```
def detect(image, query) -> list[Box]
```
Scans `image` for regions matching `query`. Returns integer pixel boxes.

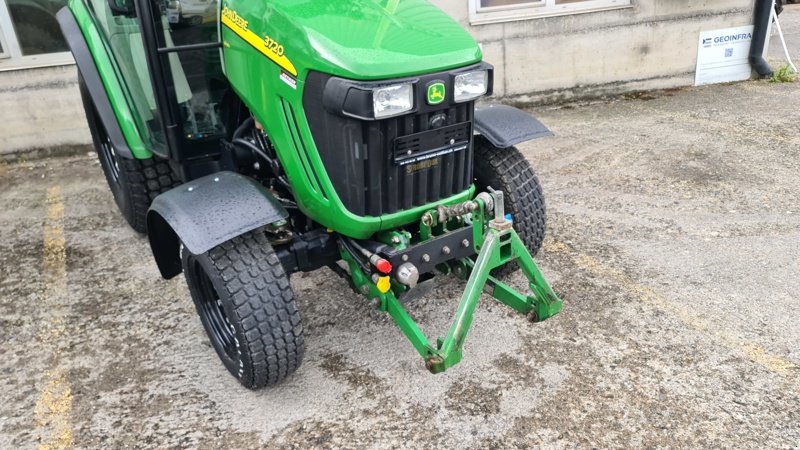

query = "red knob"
[375,259,392,274]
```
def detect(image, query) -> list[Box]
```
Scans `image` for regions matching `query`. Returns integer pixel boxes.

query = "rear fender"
[147,172,290,279]
[57,5,152,159]
[474,104,553,148]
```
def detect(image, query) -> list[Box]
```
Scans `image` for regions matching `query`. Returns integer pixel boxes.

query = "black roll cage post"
[132,0,222,180]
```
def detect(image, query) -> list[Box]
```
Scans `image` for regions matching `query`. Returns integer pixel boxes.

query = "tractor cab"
[91,0,227,177]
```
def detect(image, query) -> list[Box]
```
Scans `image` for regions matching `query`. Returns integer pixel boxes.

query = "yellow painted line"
[34,370,73,450]
[546,240,799,375]
[34,186,74,450]
[221,11,298,76]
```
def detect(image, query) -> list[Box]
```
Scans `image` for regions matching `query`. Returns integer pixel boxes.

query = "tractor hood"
[223,0,483,80]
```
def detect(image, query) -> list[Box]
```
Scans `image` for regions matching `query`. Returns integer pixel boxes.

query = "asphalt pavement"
[1,62,799,450]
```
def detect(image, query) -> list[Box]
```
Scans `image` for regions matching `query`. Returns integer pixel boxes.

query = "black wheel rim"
[99,135,121,183]
[191,258,238,360]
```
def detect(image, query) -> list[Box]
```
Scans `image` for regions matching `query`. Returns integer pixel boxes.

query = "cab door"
[137,0,228,173]
[86,0,172,156]
[88,0,227,168]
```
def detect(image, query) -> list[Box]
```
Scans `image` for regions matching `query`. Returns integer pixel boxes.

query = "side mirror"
[107,0,136,17]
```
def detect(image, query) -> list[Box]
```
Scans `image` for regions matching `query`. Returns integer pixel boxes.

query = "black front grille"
[303,71,474,217]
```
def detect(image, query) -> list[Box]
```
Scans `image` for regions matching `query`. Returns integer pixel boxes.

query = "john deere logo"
[427,82,445,105]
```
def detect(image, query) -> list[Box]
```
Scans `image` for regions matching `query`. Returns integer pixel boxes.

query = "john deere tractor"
[58,0,562,389]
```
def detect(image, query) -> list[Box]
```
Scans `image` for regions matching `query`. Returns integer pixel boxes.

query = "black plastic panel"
[393,121,471,166]
[147,171,289,278]
[304,71,475,217]
[383,227,475,276]
[474,104,553,148]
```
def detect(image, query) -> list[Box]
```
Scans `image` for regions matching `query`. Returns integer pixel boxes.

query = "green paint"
[221,0,481,237]
[70,0,481,236]
[222,0,482,81]
[67,0,153,159]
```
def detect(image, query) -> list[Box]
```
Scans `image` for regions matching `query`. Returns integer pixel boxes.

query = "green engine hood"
[224,0,482,80]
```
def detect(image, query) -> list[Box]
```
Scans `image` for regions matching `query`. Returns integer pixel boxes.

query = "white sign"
[695,25,755,86]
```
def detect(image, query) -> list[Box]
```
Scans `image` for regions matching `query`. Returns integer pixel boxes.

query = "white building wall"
[0,65,90,158]
[432,0,755,103]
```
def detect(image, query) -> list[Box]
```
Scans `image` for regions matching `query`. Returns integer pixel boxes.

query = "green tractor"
[58,0,562,388]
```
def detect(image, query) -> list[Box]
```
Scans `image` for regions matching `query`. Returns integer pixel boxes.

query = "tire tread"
[473,137,547,276]
[200,231,304,389]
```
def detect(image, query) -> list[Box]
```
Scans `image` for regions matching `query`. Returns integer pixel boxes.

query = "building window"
[0,0,73,70]
[470,0,632,24]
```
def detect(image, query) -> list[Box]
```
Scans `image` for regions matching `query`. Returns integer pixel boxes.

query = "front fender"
[147,172,289,279]
[474,104,552,149]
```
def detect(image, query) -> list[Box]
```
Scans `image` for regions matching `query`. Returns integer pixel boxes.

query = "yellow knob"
[376,276,392,294]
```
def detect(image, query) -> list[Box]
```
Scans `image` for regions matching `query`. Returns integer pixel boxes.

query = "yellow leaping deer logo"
[427,82,445,105]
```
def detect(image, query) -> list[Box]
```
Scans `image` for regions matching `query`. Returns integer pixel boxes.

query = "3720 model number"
[263,35,285,57]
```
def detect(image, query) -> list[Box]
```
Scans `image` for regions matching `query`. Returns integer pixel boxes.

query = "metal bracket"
[343,192,563,374]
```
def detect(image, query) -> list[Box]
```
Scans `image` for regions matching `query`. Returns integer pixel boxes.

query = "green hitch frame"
[343,191,563,374]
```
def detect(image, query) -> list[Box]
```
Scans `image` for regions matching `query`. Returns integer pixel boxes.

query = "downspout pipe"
[749,0,775,77]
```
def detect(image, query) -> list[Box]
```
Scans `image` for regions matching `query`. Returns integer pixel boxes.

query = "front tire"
[473,137,547,275]
[182,230,305,389]
[79,76,180,233]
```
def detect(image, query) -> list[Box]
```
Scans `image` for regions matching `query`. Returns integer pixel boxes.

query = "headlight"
[454,70,488,103]
[373,84,414,119]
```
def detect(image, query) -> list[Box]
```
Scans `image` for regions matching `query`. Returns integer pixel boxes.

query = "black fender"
[474,104,553,149]
[57,7,134,159]
[147,171,289,279]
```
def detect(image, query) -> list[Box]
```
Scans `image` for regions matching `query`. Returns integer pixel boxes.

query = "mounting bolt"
[527,311,539,323]
[421,212,434,227]
[391,236,401,244]
[421,254,431,263]
[360,285,370,295]
[402,254,409,262]
[462,239,470,248]
[442,246,451,255]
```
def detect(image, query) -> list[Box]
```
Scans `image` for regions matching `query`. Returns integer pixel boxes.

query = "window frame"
[469,0,633,25]
[0,0,74,71]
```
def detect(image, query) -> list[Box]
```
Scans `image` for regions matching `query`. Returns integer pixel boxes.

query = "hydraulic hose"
[750,0,775,77]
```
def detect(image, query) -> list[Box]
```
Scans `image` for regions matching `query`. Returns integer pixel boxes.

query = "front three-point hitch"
[340,189,563,374]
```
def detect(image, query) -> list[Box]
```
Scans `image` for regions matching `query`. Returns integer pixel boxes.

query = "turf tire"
[473,136,547,277]
[182,230,305,389]
[80,76,180,234]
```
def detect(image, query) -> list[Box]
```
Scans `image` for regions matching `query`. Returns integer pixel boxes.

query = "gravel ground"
[1,78,799,448]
